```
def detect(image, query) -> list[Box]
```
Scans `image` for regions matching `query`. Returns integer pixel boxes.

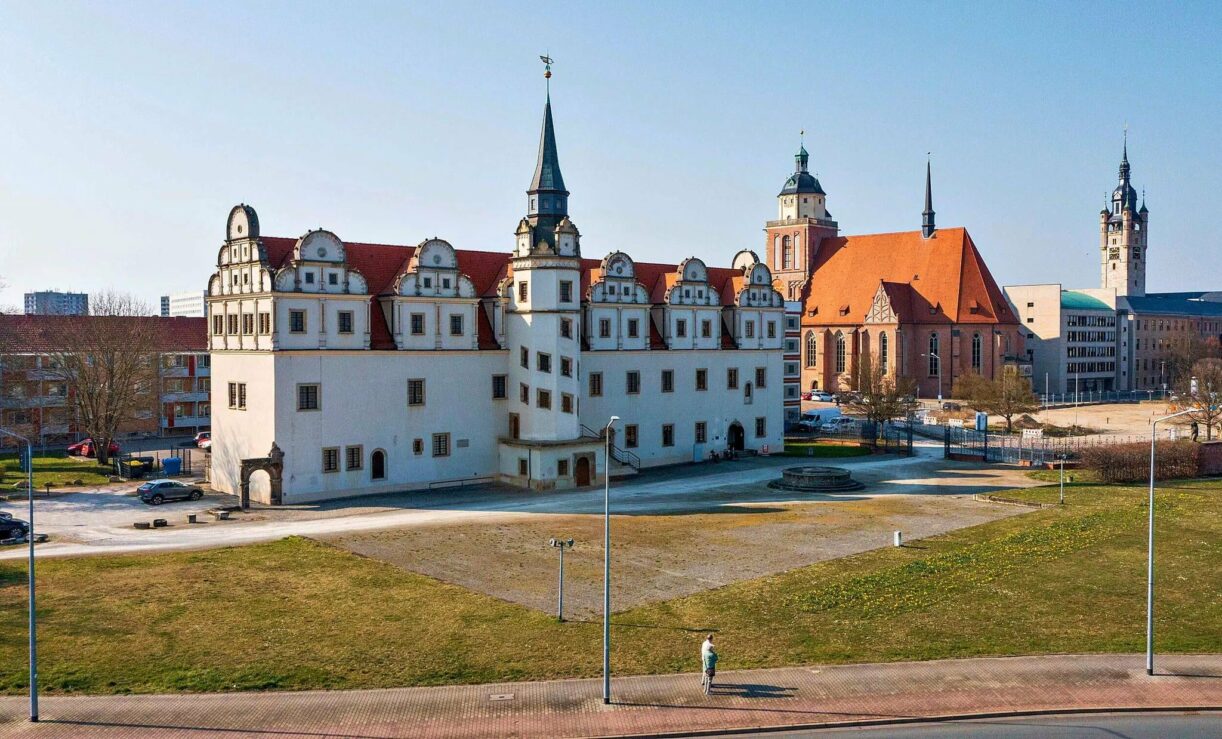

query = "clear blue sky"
[1,1,1219,310]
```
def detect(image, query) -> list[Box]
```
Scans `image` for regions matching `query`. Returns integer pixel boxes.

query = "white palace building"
[207,87,785,504]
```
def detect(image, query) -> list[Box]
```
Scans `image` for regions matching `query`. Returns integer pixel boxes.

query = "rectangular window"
[259,312,271,334]
[432,433,450,457]
[212,315,223,335]
[560,356,572,377]
[518,458,528,476]
[727,368,739,389]
[701,320,712,338]
[561,318,572,339]
[696,368,707,391]
[413,438,424,455]
[238,383,246,409]
[625,424,639,448]
[589,372,603,397]
[520,383,530,403]
[410,313,426,335]
[756,417,767,437]
[627,318,639,338]
[449,314,464,336]
[304,272,315,284]
[662,424,674,447]
[345,445,363,471]
[560,280,573,303]
[328,272,338,285]
[537,389,551,409]
[561,393,574,413]
[599,318,612,338]
[767,321,777,339]
[675,319,687,338]
[745,320,755,339]
[626,370,640,394]
[537,352,551,373]
[661,369,674,393]
[227,314,239,335]
[755,367,767,388]
[407,378,425,406]
[518,281,528,302]
[228,382,237,408]
[520,346,530,369]
[289,310,306,333]
[492,374,507,399]
[322,447,340,473]
[695,421,707,444]
[558,459,569,476]
[297,383,320,411]
[338,311,354,334]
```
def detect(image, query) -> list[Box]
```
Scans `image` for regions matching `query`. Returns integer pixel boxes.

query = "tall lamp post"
[1146,407,1197,676]
[1,428,37,722]
[602,415,619,704]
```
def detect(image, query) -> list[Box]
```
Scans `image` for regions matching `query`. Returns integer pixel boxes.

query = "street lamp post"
[1,428,37,722]
[548,538,574,622]
[1146,407,1197,676]
[602,415,619,705]
[1058,453,1066,505]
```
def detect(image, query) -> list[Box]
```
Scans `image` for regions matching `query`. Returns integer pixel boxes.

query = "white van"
[797,407,842,431]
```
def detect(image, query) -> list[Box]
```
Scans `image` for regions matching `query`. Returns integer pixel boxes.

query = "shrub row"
[1078,440,1199,482]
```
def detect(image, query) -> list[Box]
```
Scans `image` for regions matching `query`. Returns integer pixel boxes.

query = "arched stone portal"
[239,442,284,509]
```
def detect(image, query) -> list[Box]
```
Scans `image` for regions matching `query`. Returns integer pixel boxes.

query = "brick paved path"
[0,654,1218,737]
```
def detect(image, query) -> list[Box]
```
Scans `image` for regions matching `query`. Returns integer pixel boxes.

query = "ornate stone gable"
[866,282,898,325]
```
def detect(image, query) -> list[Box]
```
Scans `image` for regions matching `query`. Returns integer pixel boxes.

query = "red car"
[67,438,121,458]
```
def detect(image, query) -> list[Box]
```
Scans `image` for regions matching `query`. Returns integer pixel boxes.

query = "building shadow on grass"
[41,719,394,738]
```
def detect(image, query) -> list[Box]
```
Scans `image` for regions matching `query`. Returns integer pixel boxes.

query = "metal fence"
[940,425,1152,465]
[1038,389,1167,409]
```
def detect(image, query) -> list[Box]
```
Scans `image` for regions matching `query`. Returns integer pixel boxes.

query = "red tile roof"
[800,228,1017,326]
[256,236,764,351]
[0,315,207,354]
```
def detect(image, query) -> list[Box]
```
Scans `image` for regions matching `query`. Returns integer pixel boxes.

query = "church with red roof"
[765,149,1024,401]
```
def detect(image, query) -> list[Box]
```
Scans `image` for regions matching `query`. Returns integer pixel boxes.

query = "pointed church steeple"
[922,158,936,239]
[521,58,576,255]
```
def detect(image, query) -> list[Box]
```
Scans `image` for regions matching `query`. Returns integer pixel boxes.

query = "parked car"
[199,438,212,451]
[138,479,204,505]
[823,416,856,432]
[194,431,211,448]
[67,438,120,458]
[942,401,962,411]
[801,391,812,401]
[811,391,835,402]
[797,407,844,432]
[0,512,31,541]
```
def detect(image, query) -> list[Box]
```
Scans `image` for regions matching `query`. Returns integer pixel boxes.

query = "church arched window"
[835,333,846,373]
[928,333,940,376]
[971,333,982,373]
[782,236,793,270]
[805,332,817,368]
[879,332,889,374]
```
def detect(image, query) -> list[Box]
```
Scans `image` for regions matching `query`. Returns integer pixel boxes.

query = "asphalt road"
[726,711,1222,738]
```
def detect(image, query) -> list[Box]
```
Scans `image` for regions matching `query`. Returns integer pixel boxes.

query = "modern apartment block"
[0,315,210,447]
[23,290,88,316]
[1003,285,1118,395]
[161,291,207,317]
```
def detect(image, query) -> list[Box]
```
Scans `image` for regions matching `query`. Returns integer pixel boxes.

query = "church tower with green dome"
[765,138,840,300]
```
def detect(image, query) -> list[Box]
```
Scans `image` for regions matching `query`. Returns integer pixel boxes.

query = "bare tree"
[43,292,161,465]
[844,353,919,444]
[1165,336,1222,386]
[1172,359,1222,441]
[0,275,17,315]
[953,367,1040,434]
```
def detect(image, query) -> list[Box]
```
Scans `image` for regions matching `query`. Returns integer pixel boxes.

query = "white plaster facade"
[207,94,785,504]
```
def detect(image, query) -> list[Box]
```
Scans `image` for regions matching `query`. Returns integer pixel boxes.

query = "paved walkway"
[0,654,1218,737]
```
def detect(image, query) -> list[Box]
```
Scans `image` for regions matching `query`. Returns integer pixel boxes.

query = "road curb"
[592,705,1222,738]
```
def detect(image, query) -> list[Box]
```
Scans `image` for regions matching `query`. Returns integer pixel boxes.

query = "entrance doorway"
[727,422,745,451]
[371,449,386,480]
[575,456,591,486]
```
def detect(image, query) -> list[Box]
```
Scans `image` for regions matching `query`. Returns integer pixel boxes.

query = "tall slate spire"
[922,158,936,239]
[524,57,570,251]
